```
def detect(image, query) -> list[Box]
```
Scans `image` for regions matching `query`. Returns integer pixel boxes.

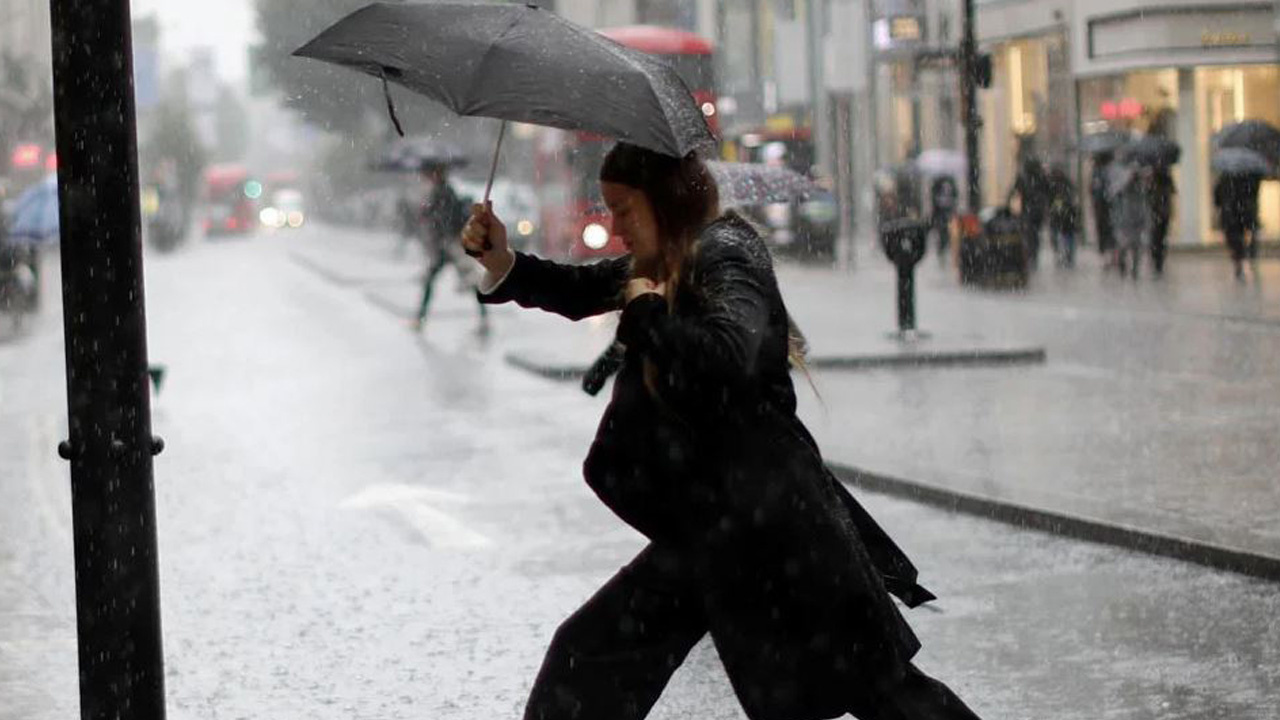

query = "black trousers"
[523,545,982,720]
[417,244,488,322]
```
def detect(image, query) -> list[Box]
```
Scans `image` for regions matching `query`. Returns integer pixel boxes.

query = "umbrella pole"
[483,120,508,206]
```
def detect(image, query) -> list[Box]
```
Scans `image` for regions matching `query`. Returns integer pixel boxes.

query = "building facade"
[977,0,1280,246]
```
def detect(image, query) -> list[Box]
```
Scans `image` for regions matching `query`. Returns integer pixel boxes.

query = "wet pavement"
[289,227,1280,567]
[2,226,1278,719]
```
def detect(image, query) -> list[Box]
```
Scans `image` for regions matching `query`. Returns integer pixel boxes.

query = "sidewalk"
[290,228,1280,577]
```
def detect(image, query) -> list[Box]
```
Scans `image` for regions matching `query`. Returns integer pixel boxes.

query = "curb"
[504,346,1048,382]
[827,462,1280,582]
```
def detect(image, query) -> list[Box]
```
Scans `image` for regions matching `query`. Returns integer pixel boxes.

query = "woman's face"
[602,181,661,270]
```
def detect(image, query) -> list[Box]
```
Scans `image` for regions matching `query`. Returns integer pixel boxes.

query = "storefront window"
[1196,66,1280,240]
[979,31,1071,206]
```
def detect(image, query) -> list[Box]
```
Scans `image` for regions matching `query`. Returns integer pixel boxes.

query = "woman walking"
[461,142,982,720]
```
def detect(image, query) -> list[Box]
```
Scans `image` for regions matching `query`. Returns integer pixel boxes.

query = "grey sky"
[133,0,256,83]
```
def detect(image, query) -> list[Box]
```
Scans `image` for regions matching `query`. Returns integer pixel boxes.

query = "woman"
[1107,159,1150,279]
[461,142,981,720]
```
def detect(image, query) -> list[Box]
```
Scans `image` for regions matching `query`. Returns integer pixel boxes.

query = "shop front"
[1075,1,1280,246]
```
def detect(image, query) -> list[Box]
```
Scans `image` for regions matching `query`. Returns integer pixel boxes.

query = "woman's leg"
[847,663,983,720]
[523,545,707,720]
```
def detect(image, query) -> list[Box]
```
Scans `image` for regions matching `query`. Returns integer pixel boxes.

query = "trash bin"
[959,206,1028,289]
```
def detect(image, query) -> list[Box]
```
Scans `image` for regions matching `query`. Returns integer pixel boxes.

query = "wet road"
[1,225,1277,719]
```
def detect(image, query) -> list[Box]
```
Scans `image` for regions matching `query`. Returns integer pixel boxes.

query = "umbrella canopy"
[372,137,469,172]
[706,161,819,208]
[1078,130,1130,156]
[913,148,966,179]
[294,2,715,159]
[6,174,59,245]
[1121,135,1180,168]
[1211,147,1275,177]
[1213,119,1280,163]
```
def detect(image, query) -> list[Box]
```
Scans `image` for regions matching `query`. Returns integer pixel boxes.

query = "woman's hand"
[461,202,515,277]
[624,277,666,303]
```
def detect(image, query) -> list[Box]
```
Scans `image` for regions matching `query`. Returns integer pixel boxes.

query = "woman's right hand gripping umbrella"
[461,201,516,285]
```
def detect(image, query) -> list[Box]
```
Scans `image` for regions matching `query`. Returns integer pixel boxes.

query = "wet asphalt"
[0,225,1276,719]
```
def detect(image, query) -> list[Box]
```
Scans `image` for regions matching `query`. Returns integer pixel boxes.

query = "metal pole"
[959,0,982,212]
[49,0,168,718]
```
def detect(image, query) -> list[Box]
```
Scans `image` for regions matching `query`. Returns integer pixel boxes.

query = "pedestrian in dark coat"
[1046,164,1079,268]
[414,163,488,333]
[461,142,981,720]
[929,175,959,260]
[1007,156,1050,267]
[1214,172,1262,280]
[1147,167,1175,275]
[1090,153,1117,264]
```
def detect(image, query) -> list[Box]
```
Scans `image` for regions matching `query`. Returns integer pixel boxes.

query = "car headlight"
[286,210,305,228]
[517,219,534,236]
[259,207,281,227]
[581,223,609,250]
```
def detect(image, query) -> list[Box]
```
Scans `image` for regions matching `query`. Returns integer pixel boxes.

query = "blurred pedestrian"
[929,174,959,261]
[461,141,982,720]
[1046,164,1079,268]
[1090,153,1117,268]
[413,162,488,333]
[1007,155,1050,267]
[1108,160,1151,279]
[1147,166,1175,275]
[1213,172,1262,281]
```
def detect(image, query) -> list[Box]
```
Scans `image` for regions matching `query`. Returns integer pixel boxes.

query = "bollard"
[878,218,929,334]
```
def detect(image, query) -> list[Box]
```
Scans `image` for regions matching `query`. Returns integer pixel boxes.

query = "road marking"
[340,484,491,549]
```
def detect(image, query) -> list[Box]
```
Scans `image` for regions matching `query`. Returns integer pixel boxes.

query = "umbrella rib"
[460,11,526,114]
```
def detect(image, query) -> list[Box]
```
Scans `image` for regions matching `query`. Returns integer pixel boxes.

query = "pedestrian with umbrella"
[463,141,981,720]
[1108,149,1152,279]
[413,160,487,334]
[299,4,986,719]
[1124,135,1181,276]
[1089,151,1118,267]
[1213,168,1264,281]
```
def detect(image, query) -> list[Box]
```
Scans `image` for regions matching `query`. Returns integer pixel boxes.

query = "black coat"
[482,213,931,720]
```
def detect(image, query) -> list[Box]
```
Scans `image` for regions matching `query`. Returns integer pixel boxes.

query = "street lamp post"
[959,0,982,212]
[48,0,168,718]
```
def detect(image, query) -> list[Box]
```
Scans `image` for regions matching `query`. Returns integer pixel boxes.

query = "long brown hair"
[599,142,719,299]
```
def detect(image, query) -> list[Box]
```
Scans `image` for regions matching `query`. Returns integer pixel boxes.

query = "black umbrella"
[371,137,469,173]
[1214,119,1280,163]
[706,161,819,208]
[1211,147,1275,177]
[294,2,714,160]
[1078,130,1129,155]
[1121,135,1180,167]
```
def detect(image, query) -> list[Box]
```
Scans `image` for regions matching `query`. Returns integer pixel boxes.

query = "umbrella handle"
[466,120,507,258]
[483,120,507,207]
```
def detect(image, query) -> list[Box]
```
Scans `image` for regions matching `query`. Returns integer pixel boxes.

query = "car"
[259,189,307,229]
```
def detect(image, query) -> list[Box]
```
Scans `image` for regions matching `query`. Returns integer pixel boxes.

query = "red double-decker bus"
[535,26,717,260]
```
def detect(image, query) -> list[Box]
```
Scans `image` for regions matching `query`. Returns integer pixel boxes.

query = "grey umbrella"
[1213,119,1280,163]
[293,2,715,160]
[706,161,819,208]
[1211,147,1275,177]
[1078,130,1129,156]
[1121,134,1180,168]
[371,137,469,173]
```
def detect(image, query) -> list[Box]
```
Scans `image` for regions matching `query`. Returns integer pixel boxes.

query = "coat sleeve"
[616,243,770,394]
[479,252,631,321]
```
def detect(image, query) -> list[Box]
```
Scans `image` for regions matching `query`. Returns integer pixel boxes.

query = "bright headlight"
[581,223,609,250]
[259,207,281,227]
[286,210,305,228]
[517,219,534,236]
